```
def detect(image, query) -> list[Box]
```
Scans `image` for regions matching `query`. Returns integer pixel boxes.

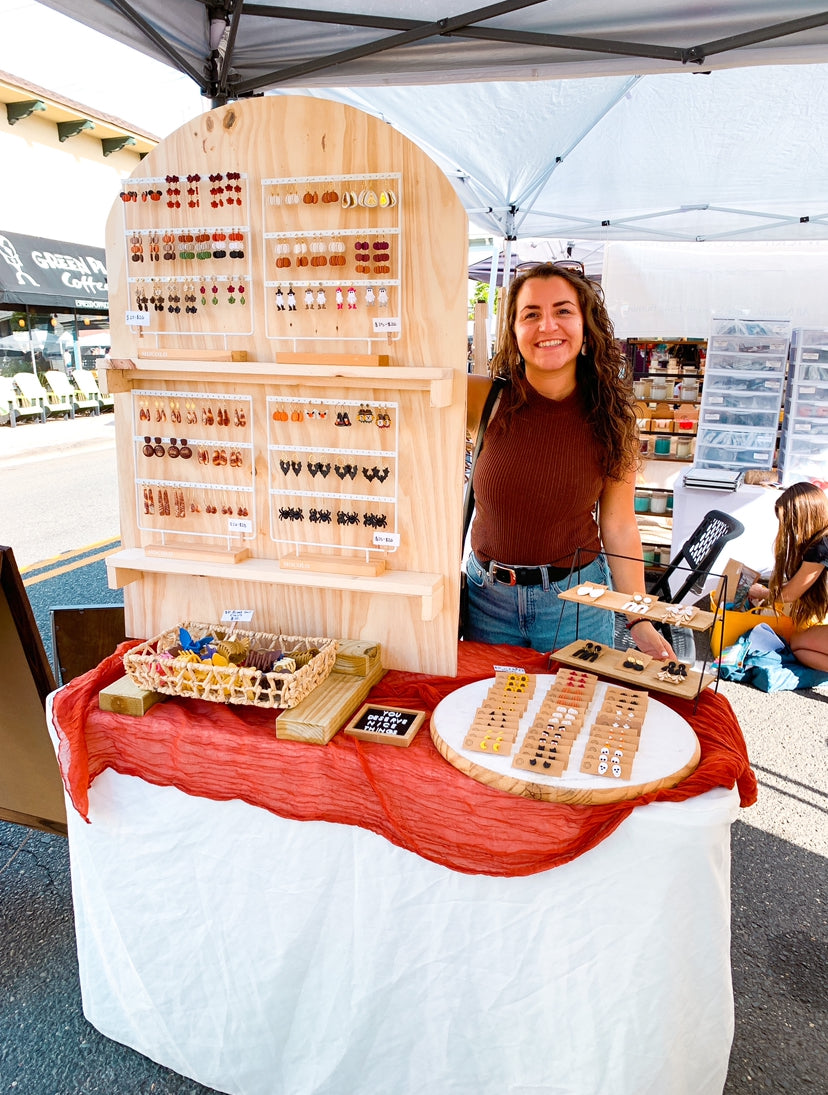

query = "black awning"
[0,230,108,309]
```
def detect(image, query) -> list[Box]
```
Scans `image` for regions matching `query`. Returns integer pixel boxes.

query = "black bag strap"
[463,376,505,545]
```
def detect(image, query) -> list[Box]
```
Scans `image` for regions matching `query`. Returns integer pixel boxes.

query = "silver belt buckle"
[491,563,517,586]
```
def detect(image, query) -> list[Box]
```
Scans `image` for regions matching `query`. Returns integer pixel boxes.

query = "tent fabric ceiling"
[33,2,828,243]
[285,67,828,242]
[35,1,828,96]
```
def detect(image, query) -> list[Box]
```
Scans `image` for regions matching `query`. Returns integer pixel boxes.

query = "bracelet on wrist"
[625,618,648,631]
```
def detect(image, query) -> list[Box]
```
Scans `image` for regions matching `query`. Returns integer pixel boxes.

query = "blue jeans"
[464,552,614,653]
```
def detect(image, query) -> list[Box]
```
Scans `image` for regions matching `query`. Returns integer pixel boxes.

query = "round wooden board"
[430,674,700,804]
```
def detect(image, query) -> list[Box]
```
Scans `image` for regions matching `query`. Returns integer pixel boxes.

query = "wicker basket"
[124,621,338,709]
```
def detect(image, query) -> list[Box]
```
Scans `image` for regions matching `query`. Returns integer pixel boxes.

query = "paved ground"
[0,416,826,1094]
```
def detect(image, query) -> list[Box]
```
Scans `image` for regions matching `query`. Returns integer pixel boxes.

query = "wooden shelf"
[105,358,458,407]
[553,641,715,700]
[106,548,444,619]
[557,585,715,632]
[105,548,444,621]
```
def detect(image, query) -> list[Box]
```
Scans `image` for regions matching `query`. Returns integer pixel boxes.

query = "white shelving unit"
[778,327,828,485]
[693,316,790,472]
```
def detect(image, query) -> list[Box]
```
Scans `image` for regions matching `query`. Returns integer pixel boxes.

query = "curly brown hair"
[769,481,828,629]
[488,263,638,481]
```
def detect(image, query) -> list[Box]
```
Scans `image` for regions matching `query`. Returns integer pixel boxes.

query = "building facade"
[0,70,156,379]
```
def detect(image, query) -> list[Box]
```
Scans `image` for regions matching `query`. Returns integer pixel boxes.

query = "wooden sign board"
[344,703,426,746]
[104,94,469,677]
[0,546,65,835]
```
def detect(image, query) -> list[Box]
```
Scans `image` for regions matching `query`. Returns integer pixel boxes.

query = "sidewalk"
[0,410,116,467]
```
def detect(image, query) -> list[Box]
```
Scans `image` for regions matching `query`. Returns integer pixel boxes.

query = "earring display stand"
[122,173,253,340]
[103,96,468,676]
[555,576,723,700]
[267,395,398,576]
[132,389,255,558]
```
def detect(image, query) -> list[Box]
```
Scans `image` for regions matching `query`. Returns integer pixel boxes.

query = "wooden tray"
[557,584,716,631]
[430,674,700,805]
[552,640,715,699]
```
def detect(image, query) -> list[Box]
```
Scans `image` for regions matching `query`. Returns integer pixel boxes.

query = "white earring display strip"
[133,390,255,542]
[121,172,248,222]
[128,270,253,339]
[135,479,255,538]
[262,172,401,224]
[266,395,398,555]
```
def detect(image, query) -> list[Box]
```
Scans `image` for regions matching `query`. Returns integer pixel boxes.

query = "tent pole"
[487,237,501,357]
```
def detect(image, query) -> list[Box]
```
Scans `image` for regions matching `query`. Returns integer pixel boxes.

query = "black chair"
[647,509,745,604]
[614,508,745,658]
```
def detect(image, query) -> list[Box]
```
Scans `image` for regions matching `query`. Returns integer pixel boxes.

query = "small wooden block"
[333,640,382,676]
[144,544,251,564]
[279,553,386,577]
[136,349,249,361]
[274,352,390,368]
[275,657,385,744]
[99,674,164,716]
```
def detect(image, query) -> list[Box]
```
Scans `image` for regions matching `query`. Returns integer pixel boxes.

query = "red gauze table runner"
[52,641,756,877]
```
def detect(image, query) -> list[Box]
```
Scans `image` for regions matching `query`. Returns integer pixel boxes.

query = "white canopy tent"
[34,2,828,246]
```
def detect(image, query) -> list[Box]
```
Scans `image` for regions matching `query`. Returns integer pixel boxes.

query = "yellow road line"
[20,537,121,576]
[23,547,116,587]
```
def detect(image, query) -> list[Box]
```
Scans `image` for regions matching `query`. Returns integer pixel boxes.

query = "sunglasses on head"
[514,258,603,296]
[515,259,586,276]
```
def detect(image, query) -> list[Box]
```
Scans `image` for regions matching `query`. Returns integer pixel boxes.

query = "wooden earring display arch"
[104,96,469,676]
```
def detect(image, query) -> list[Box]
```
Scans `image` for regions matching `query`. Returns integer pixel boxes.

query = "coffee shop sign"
[31,248,108,296]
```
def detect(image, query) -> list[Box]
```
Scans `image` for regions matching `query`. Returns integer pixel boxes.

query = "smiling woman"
[513,274,585,398]
[464,261,676,661]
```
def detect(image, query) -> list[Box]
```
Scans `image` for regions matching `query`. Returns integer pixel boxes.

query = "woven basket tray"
[123,621,338,709]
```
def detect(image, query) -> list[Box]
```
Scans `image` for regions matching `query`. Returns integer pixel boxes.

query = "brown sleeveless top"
[471,381,605,568]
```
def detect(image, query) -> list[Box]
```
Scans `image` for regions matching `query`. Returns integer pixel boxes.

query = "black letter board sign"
[343,704,426,747]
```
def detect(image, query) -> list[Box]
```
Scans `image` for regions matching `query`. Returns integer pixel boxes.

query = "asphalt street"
[0,413,825,1094]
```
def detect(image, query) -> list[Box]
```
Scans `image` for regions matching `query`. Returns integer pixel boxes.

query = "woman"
[464,260,674,659]
[748,481,828,671]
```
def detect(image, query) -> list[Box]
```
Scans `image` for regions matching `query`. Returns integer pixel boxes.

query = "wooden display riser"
[275,655,386,744]
[552,640,715,699]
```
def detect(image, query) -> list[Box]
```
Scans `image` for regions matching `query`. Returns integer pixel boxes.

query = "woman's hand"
[748,582,770,606]
[628,620,676,660]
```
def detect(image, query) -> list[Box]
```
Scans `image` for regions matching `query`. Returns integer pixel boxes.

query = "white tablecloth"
[51,692,739,1095]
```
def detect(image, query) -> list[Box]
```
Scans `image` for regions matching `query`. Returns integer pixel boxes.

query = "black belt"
[486,559,578,586]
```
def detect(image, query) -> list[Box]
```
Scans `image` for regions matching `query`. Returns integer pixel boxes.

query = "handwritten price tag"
[372,316,401,334]
[221,609,254,623]
[373,531,400,548]
[228,518,253,534]
[125,310,150,326]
